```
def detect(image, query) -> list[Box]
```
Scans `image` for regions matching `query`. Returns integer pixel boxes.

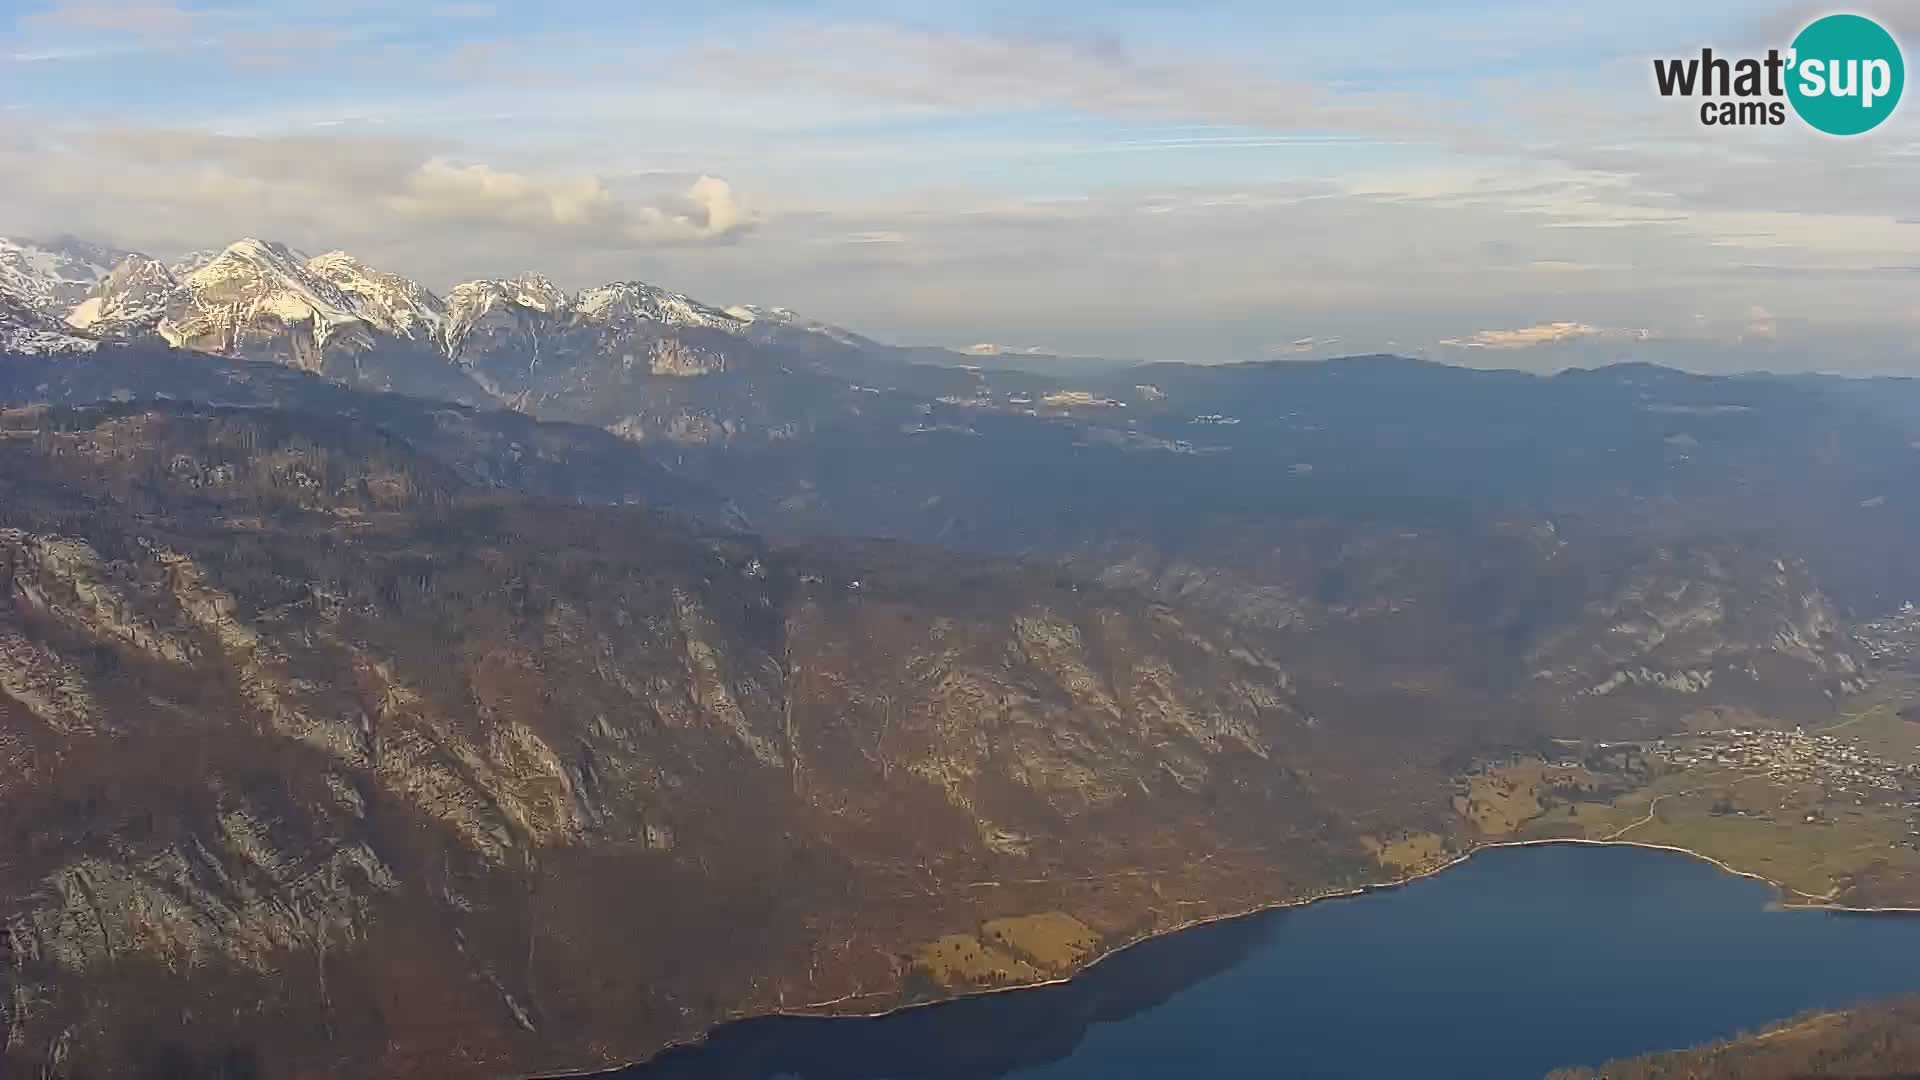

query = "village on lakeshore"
[1649,728,1920,799]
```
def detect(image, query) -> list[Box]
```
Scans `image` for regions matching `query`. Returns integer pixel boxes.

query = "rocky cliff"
[0,403,1390,1079]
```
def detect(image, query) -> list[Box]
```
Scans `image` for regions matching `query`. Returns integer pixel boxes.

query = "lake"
[603,844,1920,1079]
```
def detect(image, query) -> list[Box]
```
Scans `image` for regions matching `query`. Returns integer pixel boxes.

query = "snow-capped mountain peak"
[157,238,378,368]
[723,302,873,349]
[306,250,447,342]
[493,272,567,313]
[168,249,222,279]
[186,238,326,291]
[721,303,796,324]
[578,281,745,332]
[513,273,567,312]
[65,253,177,338]
[1,292,98,355]
[0,236,127,319]
[441,275,555,355]
[34,235,125,271]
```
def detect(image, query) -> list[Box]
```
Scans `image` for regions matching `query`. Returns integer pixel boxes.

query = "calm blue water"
[609,844,1920,1079]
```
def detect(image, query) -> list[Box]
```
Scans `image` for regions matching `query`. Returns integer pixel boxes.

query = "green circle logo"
[1787,14,1905,135]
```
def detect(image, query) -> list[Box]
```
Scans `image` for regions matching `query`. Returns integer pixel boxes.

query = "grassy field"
[912,933,1040,988]
[1361,831,1450,873]
[1592,781,1911,900]
[911,910,1103,988]
[982,912,1101,969]
[1472,681,1920,905]
[1456,758,1609,833]
[1519,765,1736,840]
[1819,674,1920,766]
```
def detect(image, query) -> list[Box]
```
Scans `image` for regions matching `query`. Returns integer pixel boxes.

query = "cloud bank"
[0,126,754,283]
[1443,323,1622,350]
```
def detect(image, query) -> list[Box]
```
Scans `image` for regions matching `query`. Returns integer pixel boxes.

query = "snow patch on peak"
[304,250,370,276]
[1,324,99,355]
[0,236,126,319]
[2,294,99,355]
[306,250,446,341]
[101,253,177,292]
[722,303,793,324]
[35,236,125,272]
[506,273,567,313]
[725,302,870,348]
[446,274,568,315]
[65,254,176,337]
[189,239,320,287]
[169,249,221,278]
[577,281,744,331]
[441,277,567,361]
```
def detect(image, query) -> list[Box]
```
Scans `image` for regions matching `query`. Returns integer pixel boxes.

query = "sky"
[3,0,1919,372]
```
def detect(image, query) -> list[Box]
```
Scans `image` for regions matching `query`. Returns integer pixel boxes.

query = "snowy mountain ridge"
[0,236,128,320]
[723,303,873,348]
[0,292,99,355]
[308,250,449,342]
[0,233,920,407]
[1,234,882,360]
[65,253,178,339]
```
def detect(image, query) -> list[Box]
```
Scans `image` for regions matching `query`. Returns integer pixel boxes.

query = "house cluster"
[1649,727,1919,799]
[1855,601,1920,664]
[1040,390,1126,408]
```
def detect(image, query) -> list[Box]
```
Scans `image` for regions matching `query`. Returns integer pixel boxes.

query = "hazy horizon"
[5,0,1918,373]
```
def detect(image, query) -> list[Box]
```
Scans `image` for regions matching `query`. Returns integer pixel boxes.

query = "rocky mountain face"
[151,239,409,370]
[64,254,177,340]
[306,251,448,345]
[0,338,1893,747]
[440,275,754,415]
[111,240,491,406]
[0,237,127,320]
[0,345,725,518]
[645,357,1897,745]
[0,402,1401,1079]
[0,295,97,357]
[724,303,883,355]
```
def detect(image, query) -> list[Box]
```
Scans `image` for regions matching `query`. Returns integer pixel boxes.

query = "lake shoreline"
[536,836,1920,1079]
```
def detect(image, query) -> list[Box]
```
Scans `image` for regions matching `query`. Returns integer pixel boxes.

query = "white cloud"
[0,128,755,281]
[391,160,750,242]
[1441,322,1617,350]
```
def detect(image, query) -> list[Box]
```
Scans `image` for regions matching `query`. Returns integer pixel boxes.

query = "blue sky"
[4,0,1919,371]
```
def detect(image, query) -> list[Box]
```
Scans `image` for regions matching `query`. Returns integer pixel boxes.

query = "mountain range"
[0,234,1027,367]
[0,235,1046,438]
